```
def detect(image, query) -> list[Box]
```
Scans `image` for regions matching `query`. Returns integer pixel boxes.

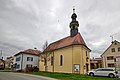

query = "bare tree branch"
[40,40,51,71]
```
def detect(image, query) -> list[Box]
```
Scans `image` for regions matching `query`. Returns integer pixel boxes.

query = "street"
[0,72,56,80]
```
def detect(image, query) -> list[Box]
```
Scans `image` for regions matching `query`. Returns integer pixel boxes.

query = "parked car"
[87,68,119,78]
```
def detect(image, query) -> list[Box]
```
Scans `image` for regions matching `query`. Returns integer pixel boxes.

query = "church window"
[86,51,88,57]
[60,55,63,66]
[51,56,54,66]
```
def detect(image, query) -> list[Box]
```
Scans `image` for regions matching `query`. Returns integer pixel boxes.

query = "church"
[39,9,91,74]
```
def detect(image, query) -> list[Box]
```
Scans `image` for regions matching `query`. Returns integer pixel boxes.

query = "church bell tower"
[69,8,79,37]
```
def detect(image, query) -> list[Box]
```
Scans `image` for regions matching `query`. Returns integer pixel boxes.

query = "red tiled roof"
[14,49,41,56]
[45,32,90,51]
[22,49,41,55]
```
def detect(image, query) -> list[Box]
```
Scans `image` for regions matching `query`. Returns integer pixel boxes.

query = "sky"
[0,0,120,59]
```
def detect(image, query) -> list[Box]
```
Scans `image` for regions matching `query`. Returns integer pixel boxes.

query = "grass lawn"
[28,71,120,80]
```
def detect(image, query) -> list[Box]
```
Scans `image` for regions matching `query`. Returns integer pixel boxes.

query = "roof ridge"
[101,40,120,56]
[44,32,90,52]
[50,33,82,45]
[113,40,120,43]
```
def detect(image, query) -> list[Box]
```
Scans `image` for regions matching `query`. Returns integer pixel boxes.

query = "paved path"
[0,72,56,80]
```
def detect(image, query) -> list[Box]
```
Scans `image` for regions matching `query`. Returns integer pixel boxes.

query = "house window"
[86,51,88,57]
[108,64,114,67]
[114,42,117,45]
[86,51,89,62]
[16,57,21,62]
[16,64,20,69]
[60,55,63,66]
[111,48,115,52]
[27,57,33,61]
[26,64,32,68]
[51,56,54,66]
[118,47,120,52]
[107,56,114,60]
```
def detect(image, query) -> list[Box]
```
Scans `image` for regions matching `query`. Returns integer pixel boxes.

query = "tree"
[40,41,51,71]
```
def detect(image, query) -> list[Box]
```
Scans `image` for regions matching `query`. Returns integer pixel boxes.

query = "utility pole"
[0,50,2,59]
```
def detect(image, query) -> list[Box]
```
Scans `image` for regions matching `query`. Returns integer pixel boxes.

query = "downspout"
[72,45,73,73]
[53,51,54,72]
[21,53,23,70]
[104,56,106,68]
[82,46,84,74]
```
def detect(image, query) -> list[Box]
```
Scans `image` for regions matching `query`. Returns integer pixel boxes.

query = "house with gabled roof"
[5,56,14,69]
[39,9,91,74]
[90,57,102,69]
[0,59,5,70]
[14,49,41,70]
[101,40,120,68]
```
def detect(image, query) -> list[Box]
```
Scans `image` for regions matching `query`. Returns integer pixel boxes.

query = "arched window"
[51,56,54,66]
[60,55,63,66]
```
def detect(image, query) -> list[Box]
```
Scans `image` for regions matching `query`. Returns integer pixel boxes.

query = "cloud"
[0,0,120,59]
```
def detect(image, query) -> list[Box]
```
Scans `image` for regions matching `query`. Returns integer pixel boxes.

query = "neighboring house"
[14,49,41,70]
[0,59,5,70]
[115,56,120,73]
[5,56,14,69]
[101,40,120,68]
[90,58,102,69]
[39,9,91,74]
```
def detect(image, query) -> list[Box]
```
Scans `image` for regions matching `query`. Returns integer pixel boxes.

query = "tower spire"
[69,8,79,37]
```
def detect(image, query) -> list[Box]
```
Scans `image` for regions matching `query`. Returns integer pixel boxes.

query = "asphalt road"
[0,72,56,80]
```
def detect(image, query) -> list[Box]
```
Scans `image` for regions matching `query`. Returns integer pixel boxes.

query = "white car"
[87,68,119,78]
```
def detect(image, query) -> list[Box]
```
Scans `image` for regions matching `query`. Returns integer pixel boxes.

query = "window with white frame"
[16,57,21,62]
[26,64,32,68]
[27,57,33,61]
[16,64,20,69]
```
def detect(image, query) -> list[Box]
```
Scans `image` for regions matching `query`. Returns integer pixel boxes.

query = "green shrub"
[32,66,39,72]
